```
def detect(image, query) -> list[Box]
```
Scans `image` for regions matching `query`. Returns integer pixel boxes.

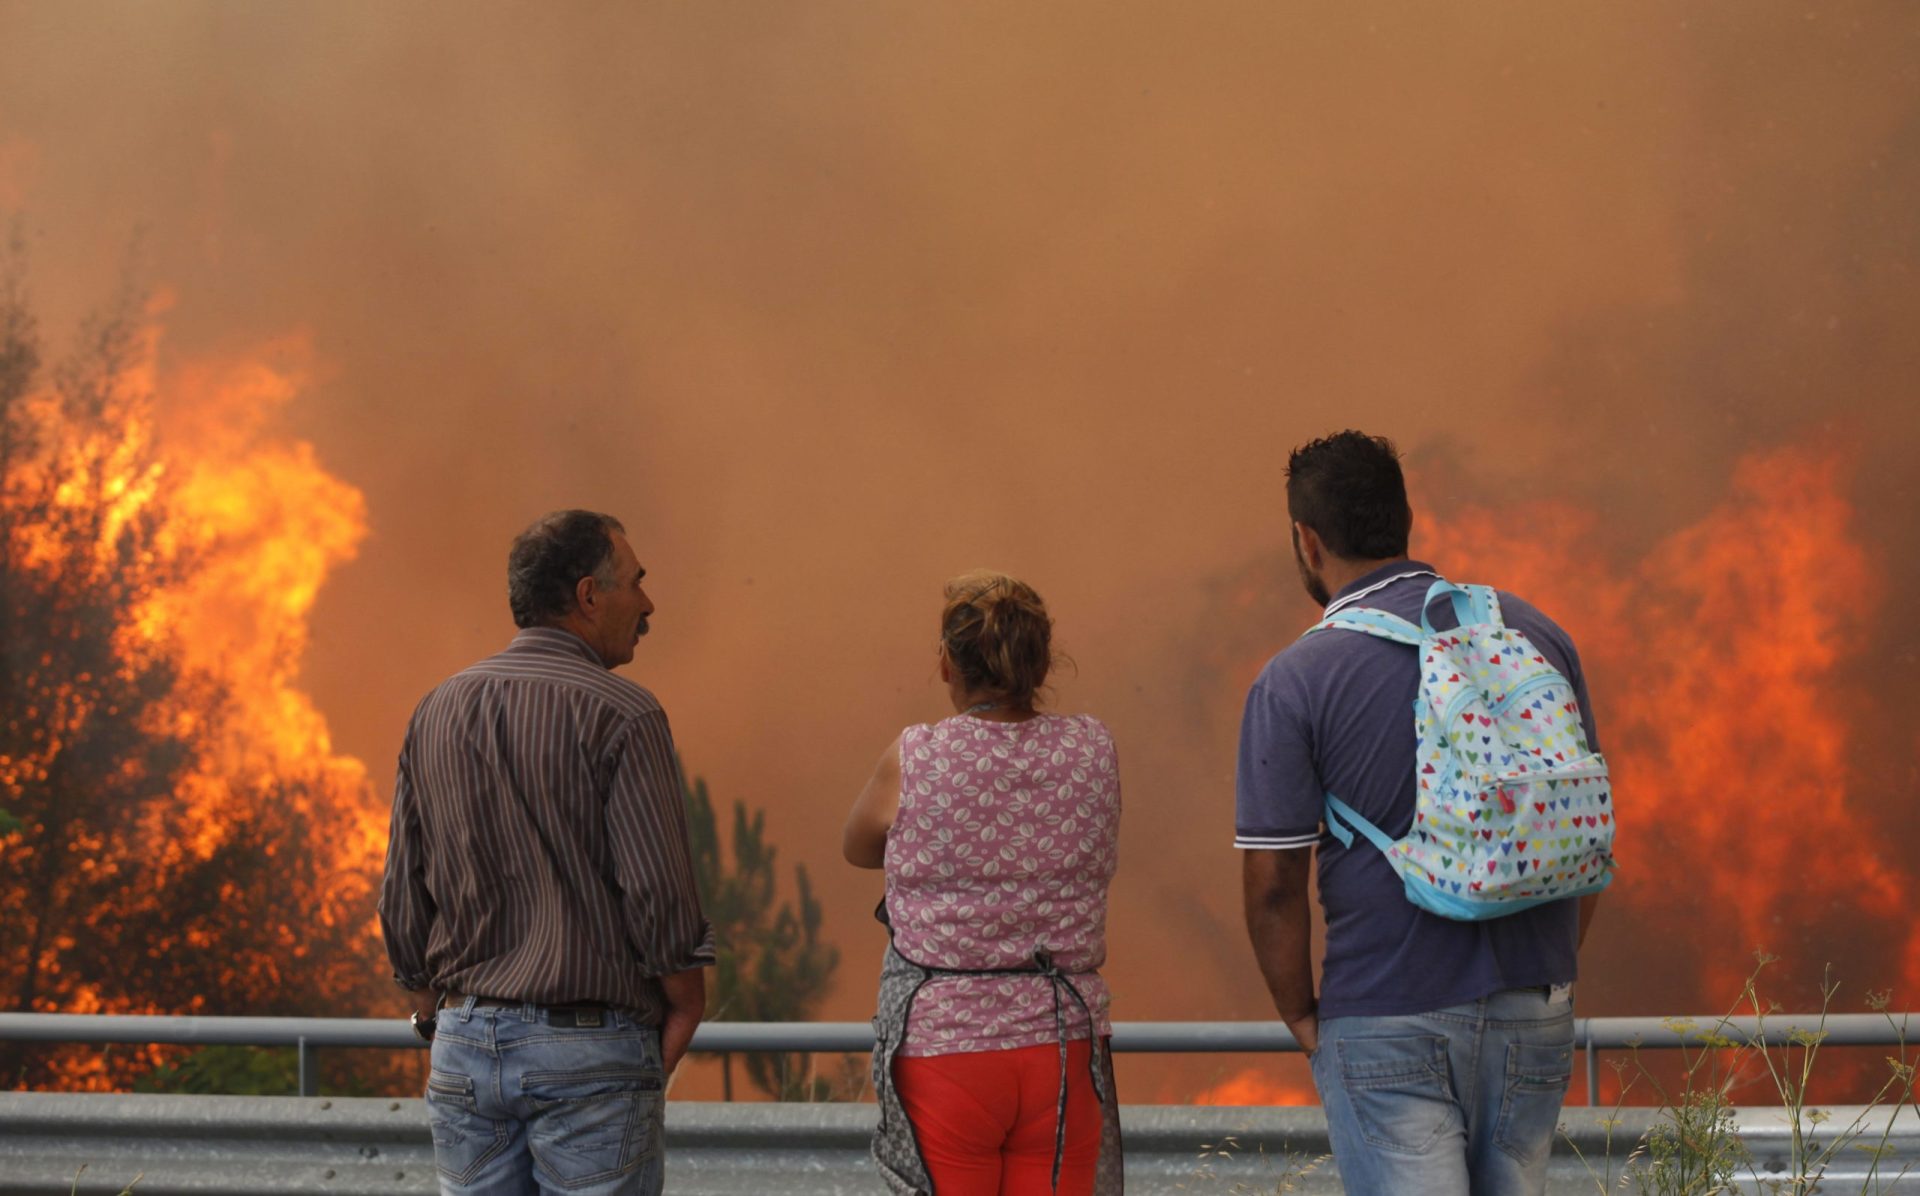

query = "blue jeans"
[425,997,666,1195]
[1309,987,1575,1196]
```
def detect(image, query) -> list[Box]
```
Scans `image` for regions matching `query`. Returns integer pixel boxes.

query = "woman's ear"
[936,645,952,684]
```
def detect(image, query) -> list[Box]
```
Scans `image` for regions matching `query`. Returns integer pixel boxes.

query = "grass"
[1565,952,1918,1195]
[1177,1134,1332,1194]
[68,1165,142,1195]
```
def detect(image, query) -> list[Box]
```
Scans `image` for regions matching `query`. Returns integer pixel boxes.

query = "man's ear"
[573,574,599,617]
[1293,521,1325,570]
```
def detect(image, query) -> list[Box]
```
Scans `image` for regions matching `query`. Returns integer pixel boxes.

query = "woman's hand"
[842,733,904,869]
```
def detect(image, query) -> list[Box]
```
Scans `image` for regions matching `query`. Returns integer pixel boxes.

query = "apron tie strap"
[890,936,1106,1195]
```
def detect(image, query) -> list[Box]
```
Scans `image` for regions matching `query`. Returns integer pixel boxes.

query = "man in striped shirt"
[379,509,714,1195]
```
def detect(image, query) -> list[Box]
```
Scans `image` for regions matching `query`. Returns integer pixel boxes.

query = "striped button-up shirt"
[378,627,714,1024]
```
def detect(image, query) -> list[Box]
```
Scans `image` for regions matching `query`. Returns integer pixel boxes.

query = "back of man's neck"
[1322,555,1412,601]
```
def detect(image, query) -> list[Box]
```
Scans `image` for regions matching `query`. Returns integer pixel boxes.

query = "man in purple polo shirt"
[1237,431,1603,1196]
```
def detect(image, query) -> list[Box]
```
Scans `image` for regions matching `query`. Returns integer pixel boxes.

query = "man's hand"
[1243,849,1320,1055]
[404,986,440,1042]
[658,968,707,1077]
[1287,1009,1320,1056]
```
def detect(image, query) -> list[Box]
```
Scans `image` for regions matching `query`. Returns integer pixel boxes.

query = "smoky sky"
[4,0,1918,1098]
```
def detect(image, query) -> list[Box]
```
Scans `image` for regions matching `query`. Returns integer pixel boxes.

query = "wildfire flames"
[1,289,386,1088]
[138,323,383,876]
[1191,1068,1317,1107]
[1180,444,1910,1105]
[3,281,1907,1103]
[1419,445,1918,1008]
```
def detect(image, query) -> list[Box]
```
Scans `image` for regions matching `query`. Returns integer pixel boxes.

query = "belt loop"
[520,1001,539,1023]
[456,994,477,1023]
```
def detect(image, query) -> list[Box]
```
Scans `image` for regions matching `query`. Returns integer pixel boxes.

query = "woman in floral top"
[844,571,1123,1195]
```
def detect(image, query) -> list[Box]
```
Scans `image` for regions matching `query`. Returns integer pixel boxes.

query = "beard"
[1292,527,1331,607]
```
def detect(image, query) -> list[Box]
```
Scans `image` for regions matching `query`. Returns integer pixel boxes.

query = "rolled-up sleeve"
[606,710,716,976]
[377,733,435,991]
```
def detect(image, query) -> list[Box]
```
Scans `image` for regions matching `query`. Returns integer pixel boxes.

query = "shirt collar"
[508,626,609,667]
[1322,559,1439,618]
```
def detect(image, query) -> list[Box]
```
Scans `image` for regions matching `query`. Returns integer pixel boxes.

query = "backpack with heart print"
[1306,577,1616,920]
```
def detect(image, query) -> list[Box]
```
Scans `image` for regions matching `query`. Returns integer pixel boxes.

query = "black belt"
[444,991,619,1028]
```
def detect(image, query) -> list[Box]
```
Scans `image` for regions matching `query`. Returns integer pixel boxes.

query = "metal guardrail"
[0,1011,1913,1102]
[2,1093,1915,1195]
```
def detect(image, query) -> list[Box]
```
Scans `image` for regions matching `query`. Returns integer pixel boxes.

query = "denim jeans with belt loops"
[425,996,666,1196]
[1309,986,1575,1196]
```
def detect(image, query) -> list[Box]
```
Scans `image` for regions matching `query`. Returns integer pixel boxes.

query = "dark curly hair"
[1285,430,1412,559]
[507,510,625,629]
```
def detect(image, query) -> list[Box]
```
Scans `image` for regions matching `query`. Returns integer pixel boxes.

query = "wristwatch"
[410,1009,437,1042]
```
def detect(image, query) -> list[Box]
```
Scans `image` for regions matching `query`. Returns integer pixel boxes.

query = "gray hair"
[507,510,626,629]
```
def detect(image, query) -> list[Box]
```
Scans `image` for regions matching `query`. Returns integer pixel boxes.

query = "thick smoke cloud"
[4,1,1915,1099]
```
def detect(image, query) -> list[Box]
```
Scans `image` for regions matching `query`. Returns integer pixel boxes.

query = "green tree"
[682,765,840,1100]
[132,1045,300,1096]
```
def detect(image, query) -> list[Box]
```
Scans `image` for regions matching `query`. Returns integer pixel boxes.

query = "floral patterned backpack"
[1305,578,1616,919]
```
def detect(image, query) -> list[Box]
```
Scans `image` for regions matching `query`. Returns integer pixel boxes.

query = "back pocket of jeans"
[425,1067,478,1142]
[1494,1040,1572,1165]
[427,1068,476,1108]
[1335,1034,1458,1155]
[524,1066,664,1188]
[426,1068,511,1183]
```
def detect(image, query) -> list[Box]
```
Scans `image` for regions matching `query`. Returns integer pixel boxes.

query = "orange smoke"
[1419,445,1917,1003]
[0,136,36,207]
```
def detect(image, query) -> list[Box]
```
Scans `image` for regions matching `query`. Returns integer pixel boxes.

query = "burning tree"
[1,258,197,1027]
[0,240,388,1089]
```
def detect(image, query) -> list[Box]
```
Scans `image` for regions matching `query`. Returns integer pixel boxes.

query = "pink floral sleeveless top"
[884,712,1121,1057]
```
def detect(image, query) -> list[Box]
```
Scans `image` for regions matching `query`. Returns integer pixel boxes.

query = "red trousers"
[892,1039,1102,1196]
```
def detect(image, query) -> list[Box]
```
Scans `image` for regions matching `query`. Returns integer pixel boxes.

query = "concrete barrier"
[1,1093,1914,1194]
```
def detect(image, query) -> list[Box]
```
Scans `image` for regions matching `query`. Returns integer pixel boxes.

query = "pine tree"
[681,765,840,1100]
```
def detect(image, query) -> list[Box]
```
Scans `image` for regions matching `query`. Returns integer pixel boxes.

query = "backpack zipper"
[1435,668,1573,729]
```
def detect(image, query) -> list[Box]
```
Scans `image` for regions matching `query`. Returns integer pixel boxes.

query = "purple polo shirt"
[1234,560,1602,1020]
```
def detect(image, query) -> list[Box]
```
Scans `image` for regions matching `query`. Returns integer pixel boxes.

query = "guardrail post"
[1583,1020,1599,1107]
[297,1035,317,1097]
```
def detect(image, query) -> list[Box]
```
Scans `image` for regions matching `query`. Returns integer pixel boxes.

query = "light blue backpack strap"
[1324,793,1399,856]
[1421,579,1498,634]
[1470,584,1504,627]
[1308,609,1422,645]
